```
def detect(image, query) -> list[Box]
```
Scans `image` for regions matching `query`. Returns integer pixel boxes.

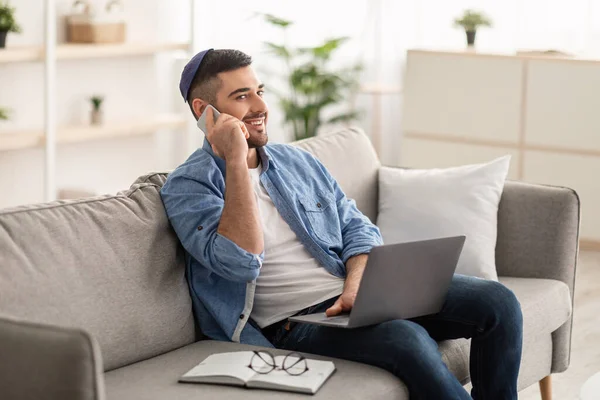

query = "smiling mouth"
[243,117,266,129]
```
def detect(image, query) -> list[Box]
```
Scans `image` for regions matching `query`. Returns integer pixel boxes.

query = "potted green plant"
[0,1,22,48]
[0,107,8,120]
[260,13,363,141]
[453,9,492,47]
[89,95,104,125]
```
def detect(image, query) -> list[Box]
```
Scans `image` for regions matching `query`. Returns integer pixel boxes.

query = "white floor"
[518,250,600,400]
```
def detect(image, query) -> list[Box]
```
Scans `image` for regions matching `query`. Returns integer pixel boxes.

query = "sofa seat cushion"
[439,338,471,384]
[104,277,570,399]
[435,277,572,391]
[105,340,409,400]
[499,277,572,336]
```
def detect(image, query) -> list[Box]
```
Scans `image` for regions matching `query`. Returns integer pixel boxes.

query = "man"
[160,48,524,400]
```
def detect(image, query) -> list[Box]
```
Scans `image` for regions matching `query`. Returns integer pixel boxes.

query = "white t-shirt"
[248,165,344,328]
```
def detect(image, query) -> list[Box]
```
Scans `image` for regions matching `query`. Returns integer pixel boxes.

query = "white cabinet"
[401,49,600,248]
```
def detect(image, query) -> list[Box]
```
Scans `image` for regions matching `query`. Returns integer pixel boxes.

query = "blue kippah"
[179,48,214,102]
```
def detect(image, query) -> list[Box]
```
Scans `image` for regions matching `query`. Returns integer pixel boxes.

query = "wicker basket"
[66,0,125,44]
[67,19,125,44]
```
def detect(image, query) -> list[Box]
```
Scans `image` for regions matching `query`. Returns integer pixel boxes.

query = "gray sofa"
[0,128,579,400]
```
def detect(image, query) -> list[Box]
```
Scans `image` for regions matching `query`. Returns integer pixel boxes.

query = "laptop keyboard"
[323,315,349,321]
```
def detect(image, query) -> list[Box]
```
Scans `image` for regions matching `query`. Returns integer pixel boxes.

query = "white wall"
[0,0,387,209]
[2,0,600,208]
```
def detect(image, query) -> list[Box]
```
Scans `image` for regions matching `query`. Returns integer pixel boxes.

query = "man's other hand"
[326,254,368,317]
[325,291,357,317]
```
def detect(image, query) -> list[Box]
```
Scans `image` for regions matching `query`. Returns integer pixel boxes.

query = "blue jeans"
[263,274,523,400]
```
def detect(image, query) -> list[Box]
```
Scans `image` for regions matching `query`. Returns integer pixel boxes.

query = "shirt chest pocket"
[298,192,342,246]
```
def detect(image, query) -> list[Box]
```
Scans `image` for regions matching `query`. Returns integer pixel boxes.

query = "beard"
[247,128,268,149]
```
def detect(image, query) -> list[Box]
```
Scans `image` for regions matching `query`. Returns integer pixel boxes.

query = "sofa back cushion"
[292,127,381,223]
[0,183,195,372]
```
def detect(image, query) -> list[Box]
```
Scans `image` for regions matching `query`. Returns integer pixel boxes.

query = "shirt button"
[316,203,322,208]
[240,314,245,320]
[197,226,203,231]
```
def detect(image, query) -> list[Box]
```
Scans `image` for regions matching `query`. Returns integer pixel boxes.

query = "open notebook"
[179,351,336,394]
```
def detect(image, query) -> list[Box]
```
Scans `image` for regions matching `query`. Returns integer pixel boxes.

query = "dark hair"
[187,49,252,117]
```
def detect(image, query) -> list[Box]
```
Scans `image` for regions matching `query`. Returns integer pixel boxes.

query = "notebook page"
[180,351,256,383]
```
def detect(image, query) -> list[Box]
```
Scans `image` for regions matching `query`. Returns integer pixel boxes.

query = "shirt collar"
[202,137,278,175]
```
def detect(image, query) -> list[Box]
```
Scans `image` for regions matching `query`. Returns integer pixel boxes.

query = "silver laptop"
[288,235,466,329]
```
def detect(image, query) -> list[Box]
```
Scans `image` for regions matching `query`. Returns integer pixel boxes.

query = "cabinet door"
[525,59,600,151]
[402,51,523,143]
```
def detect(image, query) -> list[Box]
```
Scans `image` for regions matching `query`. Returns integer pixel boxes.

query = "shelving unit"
[0,114,187,151]
[0,0,197,204]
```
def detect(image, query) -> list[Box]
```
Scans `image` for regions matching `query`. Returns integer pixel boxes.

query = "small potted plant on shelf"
[89,95,104,125]
[0,107,9,120]
[453,9,492,47]
[0,1,22,49]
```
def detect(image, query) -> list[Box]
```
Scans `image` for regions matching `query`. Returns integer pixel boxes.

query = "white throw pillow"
[376,156,511,281]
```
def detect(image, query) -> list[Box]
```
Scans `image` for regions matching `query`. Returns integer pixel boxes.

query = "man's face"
[213,66,269,149]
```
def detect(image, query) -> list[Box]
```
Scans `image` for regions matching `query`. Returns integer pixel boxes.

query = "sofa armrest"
[0,315,105,400]
[496,180,580,372]
[496,180,580,281]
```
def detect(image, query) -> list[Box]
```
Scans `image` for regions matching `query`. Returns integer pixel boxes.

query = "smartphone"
[196,104,221,133]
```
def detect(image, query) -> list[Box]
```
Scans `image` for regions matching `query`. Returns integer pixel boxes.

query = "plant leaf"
[263,13,293,28]
[264,42,292,59]
[311,37,349,59]
[453,9,492,30]
[0,3,22,33]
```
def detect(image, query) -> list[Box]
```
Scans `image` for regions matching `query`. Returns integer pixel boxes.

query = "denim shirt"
[159,138,383,347]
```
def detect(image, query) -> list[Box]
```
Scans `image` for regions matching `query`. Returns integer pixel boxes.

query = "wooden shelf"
[0,129,44,151]
[57,114,187,144]
[0,114,187,151]
[0,42,189,64]
[0,46,44,64]
[56,42,190,60]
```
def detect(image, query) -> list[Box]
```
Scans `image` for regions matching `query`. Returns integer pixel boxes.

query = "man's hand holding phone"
[204,107,250,163]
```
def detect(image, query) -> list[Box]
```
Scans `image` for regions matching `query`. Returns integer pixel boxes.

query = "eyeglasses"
[247,350,309,376]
